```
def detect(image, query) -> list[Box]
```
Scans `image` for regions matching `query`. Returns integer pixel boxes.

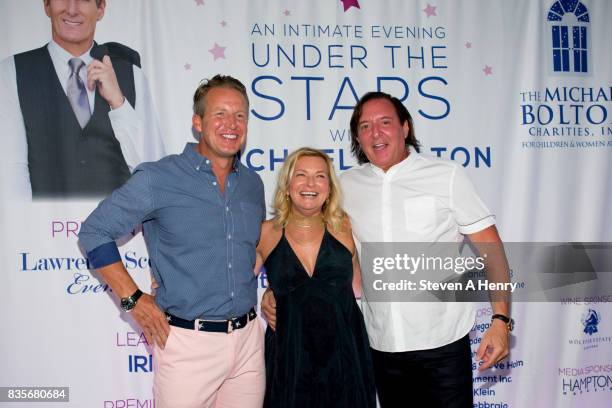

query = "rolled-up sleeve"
[78,166,155,268]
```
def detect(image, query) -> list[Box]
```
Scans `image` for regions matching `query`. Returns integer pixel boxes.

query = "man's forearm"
[468,225,512,315]
[97,260,140,299]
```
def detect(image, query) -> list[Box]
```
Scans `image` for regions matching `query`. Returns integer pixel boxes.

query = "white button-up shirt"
[341,146,495,352]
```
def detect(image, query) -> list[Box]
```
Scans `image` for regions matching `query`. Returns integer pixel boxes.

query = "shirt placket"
[224,171,238,316]
[382,168,405,349]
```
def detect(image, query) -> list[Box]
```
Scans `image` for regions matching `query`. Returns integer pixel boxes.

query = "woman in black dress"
[255,148,375,407]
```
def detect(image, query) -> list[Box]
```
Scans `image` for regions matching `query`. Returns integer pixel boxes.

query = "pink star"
[184,62,192,70]
[209,43,226,60]
[283,9,290,16]
[340,0,360,12]
[483,65,493,75]
[220,20,227,27]
[465,42,472,49]
[194,0,204,6]
[423,4,437,17]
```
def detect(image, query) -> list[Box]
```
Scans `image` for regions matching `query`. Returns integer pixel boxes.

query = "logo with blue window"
[581,309,600,336]
[547,0,590,74]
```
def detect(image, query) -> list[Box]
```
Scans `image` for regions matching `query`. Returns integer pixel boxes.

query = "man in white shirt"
[0,0,164,200]
[263,91,512,407]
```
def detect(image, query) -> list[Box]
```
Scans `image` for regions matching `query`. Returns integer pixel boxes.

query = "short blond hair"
[272,148,345,231]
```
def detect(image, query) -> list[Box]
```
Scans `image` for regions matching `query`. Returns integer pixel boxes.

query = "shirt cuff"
[87,241,121,269]
[108,98,135,120]
[458,215,496,235]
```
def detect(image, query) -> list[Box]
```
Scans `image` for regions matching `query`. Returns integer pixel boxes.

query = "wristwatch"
[491,314,514,332]
[120,289,143,313]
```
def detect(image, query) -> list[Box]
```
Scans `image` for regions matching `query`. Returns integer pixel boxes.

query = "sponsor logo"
[546,0,590,74]
[559,364,612,396]
[582,308,600,335]
[518,1,611,149]
[568,308,611,350]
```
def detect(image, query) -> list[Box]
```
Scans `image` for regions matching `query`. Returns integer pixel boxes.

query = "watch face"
[508,319,515,332]
[121,297,135,311]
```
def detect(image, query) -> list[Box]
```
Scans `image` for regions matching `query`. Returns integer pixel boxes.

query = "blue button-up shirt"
[79,143,266,320]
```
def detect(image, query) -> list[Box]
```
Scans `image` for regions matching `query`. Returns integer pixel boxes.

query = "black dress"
[264,228,376,407]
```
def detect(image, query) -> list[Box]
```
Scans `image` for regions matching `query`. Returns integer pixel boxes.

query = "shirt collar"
[182,143,240,174]
[47,39,94,67]
[367,145,420,177]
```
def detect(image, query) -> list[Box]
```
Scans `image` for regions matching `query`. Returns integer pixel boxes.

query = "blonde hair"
[273,148,345,231]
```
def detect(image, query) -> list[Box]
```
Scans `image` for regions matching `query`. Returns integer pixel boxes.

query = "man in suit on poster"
[0,0,164,200]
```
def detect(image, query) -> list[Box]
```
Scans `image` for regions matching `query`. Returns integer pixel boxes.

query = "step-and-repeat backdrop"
[1,1,610,407]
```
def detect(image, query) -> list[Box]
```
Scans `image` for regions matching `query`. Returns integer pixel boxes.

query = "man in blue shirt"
[79,75,266,407]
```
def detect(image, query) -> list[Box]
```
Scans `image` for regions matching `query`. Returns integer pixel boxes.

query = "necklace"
[287,213,324,229]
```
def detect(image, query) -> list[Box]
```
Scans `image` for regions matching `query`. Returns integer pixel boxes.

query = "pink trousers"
[153,318,265,408]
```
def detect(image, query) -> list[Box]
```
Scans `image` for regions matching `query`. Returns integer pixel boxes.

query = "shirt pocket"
[403,196,436,234]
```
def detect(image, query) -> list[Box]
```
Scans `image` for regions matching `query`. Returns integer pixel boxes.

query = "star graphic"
[235,321,241,327]
[220,20,227,27]
[340,0,360,12]
[166,315,171,322]
[209,43,226,60]
[483,65,493,75]
[194,0,204,6]
[465,42,472,49]
[184,62,192,70]
[283,9,290,16]
[423,3,437,17]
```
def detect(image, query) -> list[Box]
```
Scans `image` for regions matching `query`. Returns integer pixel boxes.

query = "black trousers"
[372,335,473,408]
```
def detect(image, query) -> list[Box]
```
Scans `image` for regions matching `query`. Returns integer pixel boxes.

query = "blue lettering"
[21,252,36,271]
[270,149,288,171]
[377,77,409,102]
[277,44,296,67]
[302,44,321,68]
[431,46,447,68]
[450,147,470,167]
[129,354,153,373]
[521,105,535,125]
[431,147,447,157]
[291,76,324,120]
[124,251,137,270]
[474,147,492,168]
[407,46,425,69]
[350,45,367,68]
[251,43,269,67]
[586,105,607,124]
[251,76,285,121]
[329,77,359,120]
[245,149,265,171]
[384,45,401,68]
[328,44,344,68]
[418,76,450,120]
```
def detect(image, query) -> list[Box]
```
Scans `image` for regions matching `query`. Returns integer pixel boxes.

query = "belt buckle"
[227,319,234,333]
[195,319,205,331]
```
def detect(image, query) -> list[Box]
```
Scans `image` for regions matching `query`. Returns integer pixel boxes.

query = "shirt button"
[226,206,229,212]
[213,181,217,186]
[231,291,234,297]
[228,263,232,268]
[80,160,86,165]
[206,160,210,164]
[228,234,231,240]
[196,165,200,171]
